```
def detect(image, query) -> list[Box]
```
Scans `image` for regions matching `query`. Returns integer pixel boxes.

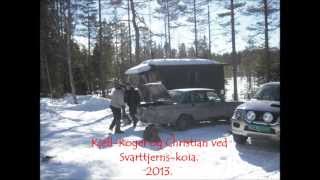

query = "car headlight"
[263,112,273,123]
[246,111,256,122]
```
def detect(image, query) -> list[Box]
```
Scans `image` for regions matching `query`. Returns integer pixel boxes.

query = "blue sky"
[74,0,280,55]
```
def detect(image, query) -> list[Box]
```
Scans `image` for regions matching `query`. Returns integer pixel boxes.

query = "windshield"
[253,84,280,101]
[140,82,171,102]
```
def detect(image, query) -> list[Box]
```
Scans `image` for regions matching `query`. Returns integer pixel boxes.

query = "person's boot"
[124,116,131,126]
[115,125,124,133]
[133,117,138,127]
[109,122,115,131]
[109,120,115,131]
[115,130,124,134]
[127,119,132,125]
[133,121,137,128]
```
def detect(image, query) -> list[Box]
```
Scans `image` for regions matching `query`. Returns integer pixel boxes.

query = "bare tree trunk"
[66,0,78,104]
[98,0,106,97]
[127,0,132,65]
[86,6,91,94]
[130,0,140,63]
[193,0,198,57]
[148,0,153,58]
[231,0,238,101]
[58,0,63,37]
[43,55,53,99]
[42,0,53,98]
[248,71,252,91]
[166,0,171,57]
[164,15,168,58]
[207,0,211,56]
[264,0,270,82]
[115,27,120,78]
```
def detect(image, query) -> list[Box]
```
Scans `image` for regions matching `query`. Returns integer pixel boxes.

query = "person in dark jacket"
[125,85,141,127]
[122,84,131,125]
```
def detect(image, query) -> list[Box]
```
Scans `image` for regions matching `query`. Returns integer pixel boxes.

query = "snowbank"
[50,94,110,110]
[125,58,222,75]
[40,94,279,179]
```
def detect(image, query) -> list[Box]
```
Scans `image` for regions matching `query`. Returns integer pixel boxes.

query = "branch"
[218,11,231,17]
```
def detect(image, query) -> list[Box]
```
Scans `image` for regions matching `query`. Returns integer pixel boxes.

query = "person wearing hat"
[125,85,141,127]
[109,81,125,133]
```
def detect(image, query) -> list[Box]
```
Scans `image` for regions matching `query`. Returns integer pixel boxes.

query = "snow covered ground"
[40,78,279,180]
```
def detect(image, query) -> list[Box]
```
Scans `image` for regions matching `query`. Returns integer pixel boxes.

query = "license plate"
[248,124,272,133]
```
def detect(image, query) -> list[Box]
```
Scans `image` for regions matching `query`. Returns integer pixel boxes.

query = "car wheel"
[233,134,248,144]
[176,115,192,131]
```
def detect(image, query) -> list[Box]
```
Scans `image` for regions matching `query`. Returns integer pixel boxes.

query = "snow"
[125,58,222,75]
[125,63,151,75]
[40,79,279,179]
[170,88,215,92]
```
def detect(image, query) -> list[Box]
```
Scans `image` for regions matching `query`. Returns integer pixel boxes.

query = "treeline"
[213,47,280,84]
[40,0,279,102]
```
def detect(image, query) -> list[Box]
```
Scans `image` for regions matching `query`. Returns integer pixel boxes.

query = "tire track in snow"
[42,113,113,139]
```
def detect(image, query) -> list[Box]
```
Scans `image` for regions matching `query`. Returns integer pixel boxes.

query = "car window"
[253,84,280,101]
[191,91,209,103]
[182,92,191,104]
[207,91,221,102]
[169,91,184,103]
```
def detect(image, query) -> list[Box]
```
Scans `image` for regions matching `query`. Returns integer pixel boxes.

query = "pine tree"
[244,0,280,82]
[187,46,196,57]
[155,0,186,58]
[66,0,78,103]
[198,35,209,58]
[127,0,133,64]
[40,0,53,98]
[77,0,97,93]
[129,0,140,64]
[178,43,187,58]
[183,0,209,57]
[217,0,246,101]
[207,0,212,56]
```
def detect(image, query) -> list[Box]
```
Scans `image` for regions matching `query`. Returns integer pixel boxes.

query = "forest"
[40,0,280,102]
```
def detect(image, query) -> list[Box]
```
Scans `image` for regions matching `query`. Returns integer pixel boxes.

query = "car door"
[189,91,214,121]
[170,91,194,121]
[205,91,226,119]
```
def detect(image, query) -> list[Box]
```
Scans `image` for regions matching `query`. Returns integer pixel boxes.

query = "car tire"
[176,115,192,131]
[233,134,248,144]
